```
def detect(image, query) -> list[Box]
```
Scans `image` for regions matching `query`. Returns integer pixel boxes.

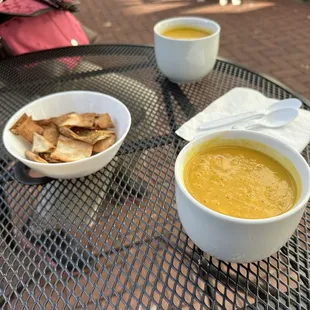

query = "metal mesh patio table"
[0,45,309,310]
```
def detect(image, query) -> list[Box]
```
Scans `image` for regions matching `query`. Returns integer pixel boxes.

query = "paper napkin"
[176,87,310,153]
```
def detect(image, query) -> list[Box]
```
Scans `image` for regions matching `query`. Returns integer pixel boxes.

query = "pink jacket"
[0,0,89,57]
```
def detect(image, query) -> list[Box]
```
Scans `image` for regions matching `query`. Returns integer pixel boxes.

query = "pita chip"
[40,153,63,163]
[42,123,59,146]
[35,118,54,126]
[50,135,92,162]
[59,127,114,145]
[80,113,96,126]
[25,151,48,164]
[32,133,55,153]
[94,113,114,129]
[16,116,44,143]
[93,134,116,153]
[10,113,29,135]
[35,112,74,126]
[57,112,95,128]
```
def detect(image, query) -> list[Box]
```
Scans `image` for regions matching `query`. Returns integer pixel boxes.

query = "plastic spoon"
[232,108,299,130]
[199,98,301,131]
[193,108,299,140]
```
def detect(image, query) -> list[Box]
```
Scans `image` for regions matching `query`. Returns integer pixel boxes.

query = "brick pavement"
[76,0,310,100]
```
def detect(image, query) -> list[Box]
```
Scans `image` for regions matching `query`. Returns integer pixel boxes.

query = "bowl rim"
[175,130,310,224]
[153,16,221,42]
[3,90,132,167]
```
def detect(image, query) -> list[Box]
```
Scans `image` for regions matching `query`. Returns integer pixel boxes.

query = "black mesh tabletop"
[0,45,309,310]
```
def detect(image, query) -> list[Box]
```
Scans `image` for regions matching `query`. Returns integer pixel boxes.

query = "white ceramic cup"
[175,130,310,263]
[154,17,220,83]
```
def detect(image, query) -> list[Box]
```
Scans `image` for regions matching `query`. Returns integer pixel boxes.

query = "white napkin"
[176,87,310,153]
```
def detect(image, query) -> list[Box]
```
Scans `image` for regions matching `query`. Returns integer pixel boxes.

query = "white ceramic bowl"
[154,17,220,83]
[175,130,310,263]
[3,91,131,179]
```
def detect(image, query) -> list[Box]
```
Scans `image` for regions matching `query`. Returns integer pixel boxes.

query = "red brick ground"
[76,0,310,100]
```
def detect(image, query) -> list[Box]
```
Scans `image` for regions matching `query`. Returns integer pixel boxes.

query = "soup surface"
[161,26,212,39]
[184,145,297,219]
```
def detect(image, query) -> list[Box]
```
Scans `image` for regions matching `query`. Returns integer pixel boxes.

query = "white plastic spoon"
[199,98,301,131]
[232,108,299,130]
[193,108,299,140]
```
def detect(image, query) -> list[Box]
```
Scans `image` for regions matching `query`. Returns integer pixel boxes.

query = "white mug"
[154,17,220,84]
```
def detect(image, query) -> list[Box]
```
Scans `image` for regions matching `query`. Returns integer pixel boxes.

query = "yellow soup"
[184,145,297,219]
[161,26,212,39]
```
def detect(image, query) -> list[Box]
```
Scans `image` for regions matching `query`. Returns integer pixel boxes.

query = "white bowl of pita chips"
[3,91,131,179]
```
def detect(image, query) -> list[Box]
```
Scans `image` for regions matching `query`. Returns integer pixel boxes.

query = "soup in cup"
[175,130,310,263]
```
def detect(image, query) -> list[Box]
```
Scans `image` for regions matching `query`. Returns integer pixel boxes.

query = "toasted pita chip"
[35,112,74,126]
[16,116,44,143]
[25,151,48,163]
[49,112,75,126]
[59,127,114,145]
[94,113,114,129]
[42,123,59,146]
[80,113,96,126]
[35,118,53,126]
[50,135,92,162]
[32,133,55,153]
[93,134,116,153]
[40,153,63,163]
[10,113,29,135]
[57,112,95,128]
